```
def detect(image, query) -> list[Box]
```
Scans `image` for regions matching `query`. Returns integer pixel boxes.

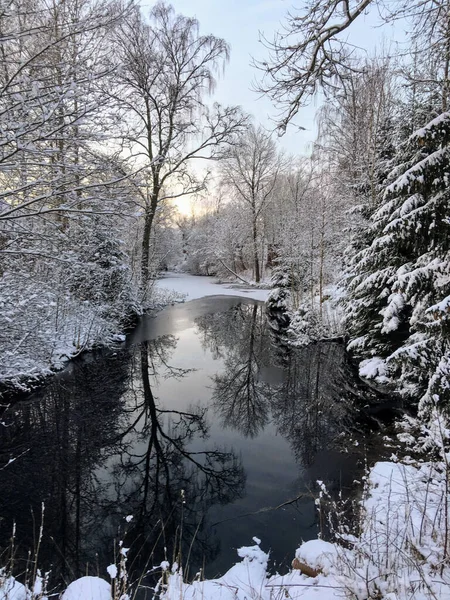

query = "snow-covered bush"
[0,265,130,390]
[286,306,323,347]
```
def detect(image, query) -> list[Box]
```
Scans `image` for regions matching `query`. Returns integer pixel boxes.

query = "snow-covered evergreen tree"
[67,216,138,323]
[345,112,450,416]
[266,262,292,331]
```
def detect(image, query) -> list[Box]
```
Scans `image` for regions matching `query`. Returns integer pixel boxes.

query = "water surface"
[0,296,388,589]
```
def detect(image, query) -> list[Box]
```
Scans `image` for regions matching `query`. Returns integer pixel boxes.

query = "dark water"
[0,296,391,592]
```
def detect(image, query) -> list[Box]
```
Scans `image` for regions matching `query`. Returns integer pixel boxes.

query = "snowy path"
[155,272,271,302]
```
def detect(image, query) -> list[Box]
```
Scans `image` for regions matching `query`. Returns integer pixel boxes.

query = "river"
[0,293,392,593]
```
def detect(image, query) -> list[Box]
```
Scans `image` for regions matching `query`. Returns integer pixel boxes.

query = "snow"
[154,272,270,303]
[62,576,110,600]
[0,272,128,391]
[411,111,450,140]
[385,147,449,196]
[32,573,47,598]
[160,543,270,600]
[160,541,345,600]
[358,356,389,382]
[348,459,450,599]
[106,564,117,579]
[0,575,28,600]
[0,572,49,600]
[380,292,404,334]
[295,540,337,574]
[428,294,450,314]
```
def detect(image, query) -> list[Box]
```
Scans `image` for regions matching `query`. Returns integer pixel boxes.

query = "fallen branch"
[215,257,253,286]
[211,491,312,527]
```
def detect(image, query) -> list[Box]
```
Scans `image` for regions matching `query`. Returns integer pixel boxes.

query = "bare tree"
[254,0,373,132]
[255,0,450,131]
[404,0,450,112]
[110,2,247,296]
[315,56,397,209]
[0,0,140,387]
[0,0,128,230]
[221,125,283,283]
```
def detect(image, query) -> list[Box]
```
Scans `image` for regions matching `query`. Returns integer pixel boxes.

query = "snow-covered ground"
[159,540,343,600]
[158,457,450,599]
[154,272,271,302]
[0,283,124,392]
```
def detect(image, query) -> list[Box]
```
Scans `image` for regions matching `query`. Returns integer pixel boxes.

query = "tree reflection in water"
[110,338,245,581]
[0,349,130,583]
[0,298,387,593]
[196,302,371,469]
[0,335,244,588]
[205,304,271,437]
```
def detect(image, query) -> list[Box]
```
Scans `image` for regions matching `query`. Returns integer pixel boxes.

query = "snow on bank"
[62,576,110,600]
[3,455,448,599]
[161,538,346,600]
[0,544,339,600]
[0,269,129,393]
[154,272,270,303]
[0,299,120,393]
[350,459,450,599]
[300,460,450,600]
[159,541,342,600]
[0,574,30,600]
[0,570,49,600]
[161,459,450,599]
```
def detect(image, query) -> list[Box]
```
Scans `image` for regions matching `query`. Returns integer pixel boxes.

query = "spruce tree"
[345,112,450,414]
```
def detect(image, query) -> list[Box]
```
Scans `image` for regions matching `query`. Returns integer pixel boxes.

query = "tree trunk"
[141,211,153,291]
[443,15,450,112]
[310,231,315,308]
[252,215,260,283]
[319,209,325,319]
[140,192,158,299]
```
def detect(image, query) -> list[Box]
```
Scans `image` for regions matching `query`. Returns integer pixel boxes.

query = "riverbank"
[0,273,270,400]
[159,453,450,600]
[3,452,443,600]
[0,317,127,402]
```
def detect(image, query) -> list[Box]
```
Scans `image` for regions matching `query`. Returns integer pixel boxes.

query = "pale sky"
[140,0,407,156]
[139,1,407,214]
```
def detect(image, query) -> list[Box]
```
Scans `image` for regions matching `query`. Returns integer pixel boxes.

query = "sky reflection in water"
[0,296,386,588]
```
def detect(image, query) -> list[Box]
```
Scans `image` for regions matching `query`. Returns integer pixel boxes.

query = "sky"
[139,0,408,213]
[140,1,407,153]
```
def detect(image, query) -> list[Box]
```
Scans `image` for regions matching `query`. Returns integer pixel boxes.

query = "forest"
[0,0,450,599]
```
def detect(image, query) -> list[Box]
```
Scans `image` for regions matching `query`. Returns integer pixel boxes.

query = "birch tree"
[111,2,247,296]
[315,57,397,212]
[0,0,126,233]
